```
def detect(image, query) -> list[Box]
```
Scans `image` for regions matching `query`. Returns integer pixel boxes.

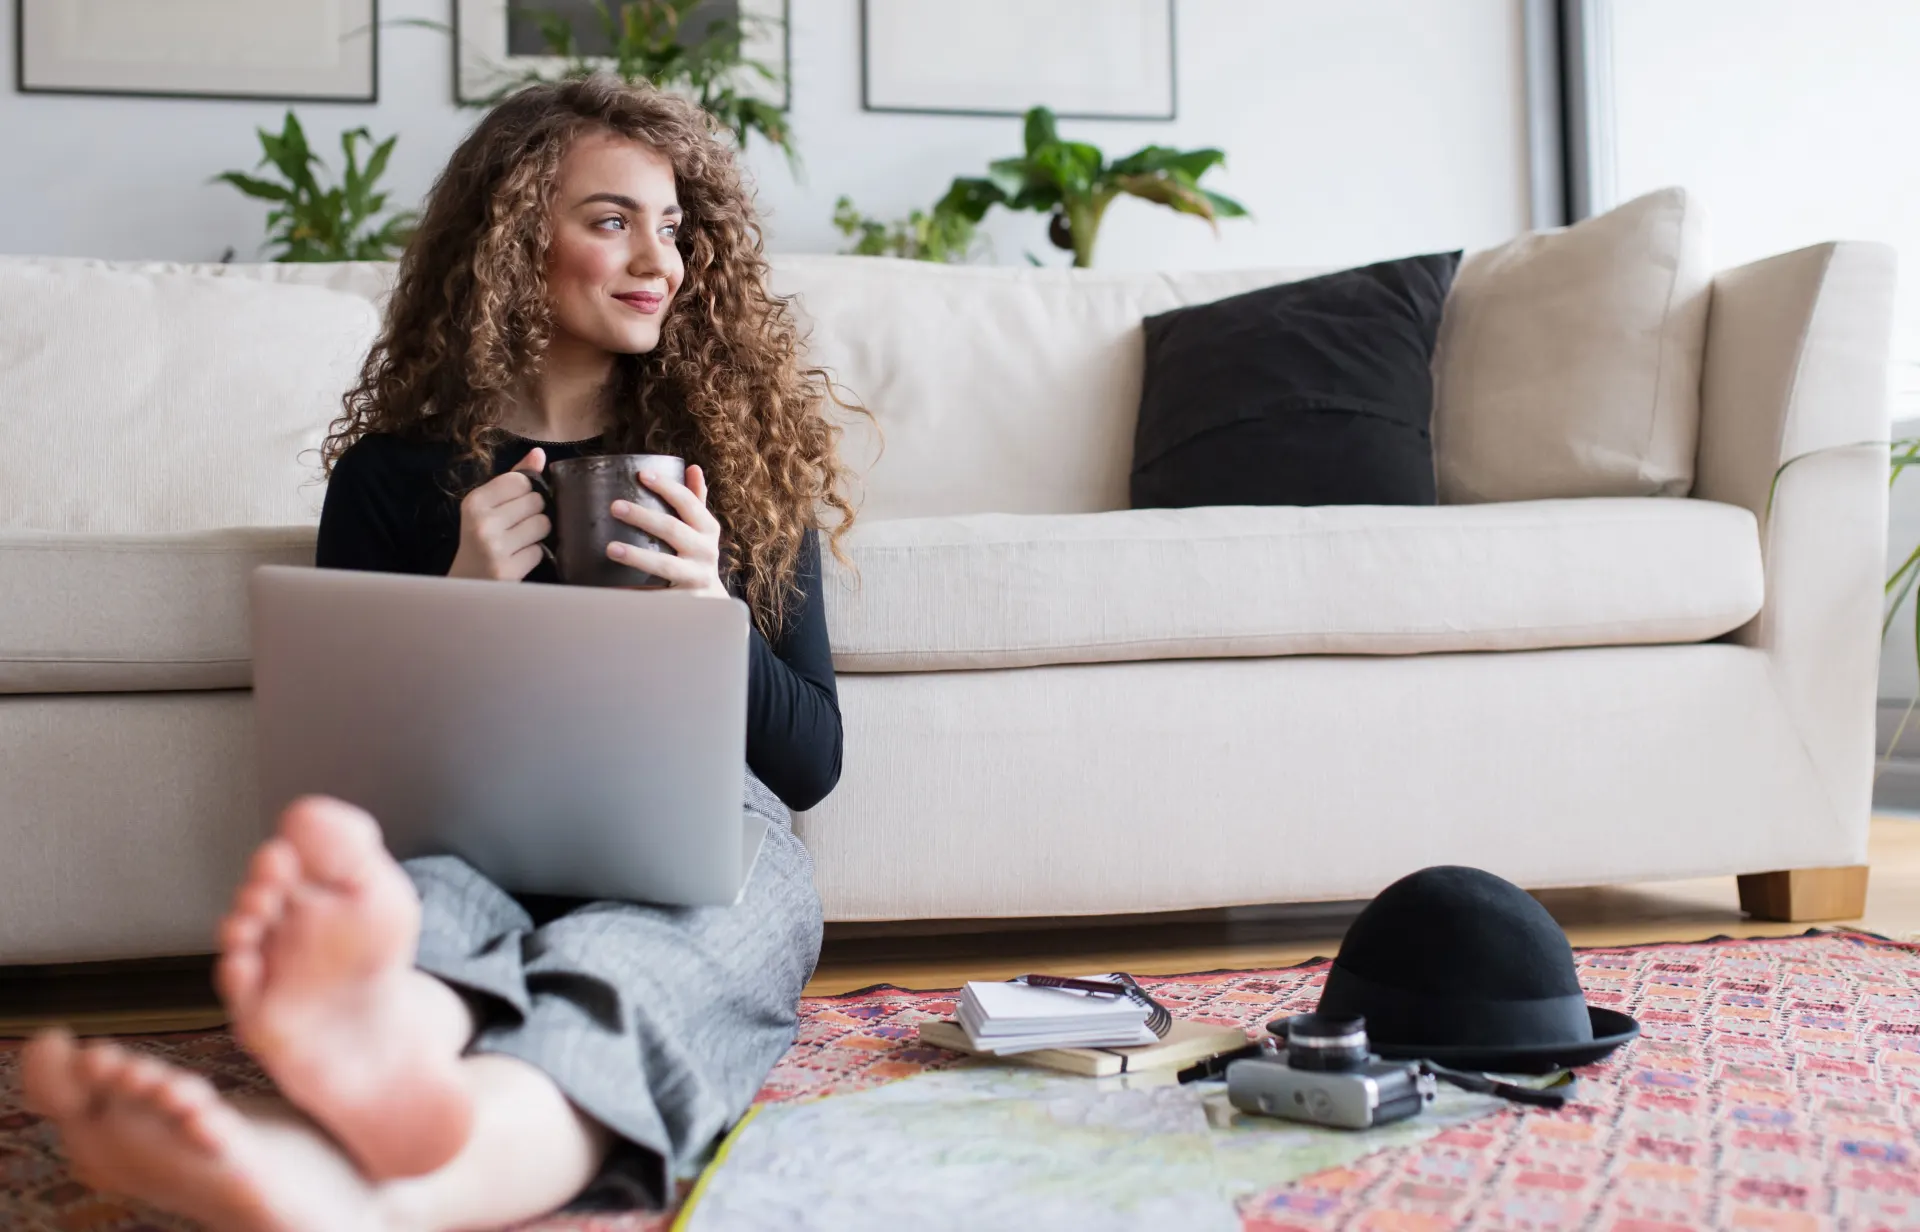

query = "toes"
[279,795,387,889]
[146,1067,226,1153]
[218,910,266,963]
[117,1055,172,1102]
[216,908,269,1017]
[249,837,302,894]
[235,867,292,925]
[218,838,299,1014]
[230,840,297,926]
[172,1089,249,1159]
[152,1068,218,1121]
[74,1043,131,1117]
[214,946,263,1020]
[20,1029,82,1119]
[76,1042,129,1088]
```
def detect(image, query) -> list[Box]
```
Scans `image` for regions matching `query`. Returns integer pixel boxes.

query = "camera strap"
[1421,1062,1569,1109]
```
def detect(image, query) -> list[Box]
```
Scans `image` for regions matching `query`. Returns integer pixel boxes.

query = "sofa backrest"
[1,189,1708,530]
[770,257,1321,519]
[0,253,1315,528]
[0,257,386,534]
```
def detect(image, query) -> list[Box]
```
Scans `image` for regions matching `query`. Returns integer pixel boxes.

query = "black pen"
[1176,1042,1264,1084]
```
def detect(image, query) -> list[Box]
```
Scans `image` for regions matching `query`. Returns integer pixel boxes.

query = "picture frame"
[860,0,1176,121]
[15,0,378,103]
[451,0,789,109]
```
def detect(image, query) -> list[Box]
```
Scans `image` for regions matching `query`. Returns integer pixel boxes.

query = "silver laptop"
[249,565,766,906]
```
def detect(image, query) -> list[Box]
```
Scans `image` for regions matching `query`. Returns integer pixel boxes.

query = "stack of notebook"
[956,975,1159,1054]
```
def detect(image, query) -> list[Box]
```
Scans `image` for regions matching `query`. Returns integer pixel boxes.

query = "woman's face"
[544,131,685,356]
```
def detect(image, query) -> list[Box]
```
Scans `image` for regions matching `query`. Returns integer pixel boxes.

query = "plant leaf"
[214,172,294,202]
[362,134,397,197]
[1008,185,1063,212]
[1881,695,1920,775]
[1033,144,1100,198]
[1199,187,1250,219]
[985,157,1031,199]
[1109,145,1223,180]
[936,177,1008,223]
[1023,106,1059,157]
[281,110,312,169]
[1113,172,1220,229]
[341,127,373,219]
[1767,439,1892,519]
[271,112,321,198]
[1062,141,1104,189]
[256,131,301,188]
[1891,436,1920,487]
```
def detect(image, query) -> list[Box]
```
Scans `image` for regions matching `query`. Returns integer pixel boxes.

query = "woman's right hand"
[447,447,551,581]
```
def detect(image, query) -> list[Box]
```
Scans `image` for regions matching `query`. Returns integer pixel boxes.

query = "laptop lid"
[249,565,752,905]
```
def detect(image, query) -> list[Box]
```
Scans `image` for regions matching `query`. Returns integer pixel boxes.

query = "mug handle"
[520,468,558,565]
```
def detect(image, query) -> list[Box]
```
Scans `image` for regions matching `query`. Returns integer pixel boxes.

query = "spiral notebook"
[957,974,1160,1053]
[919,1018,1254,1079]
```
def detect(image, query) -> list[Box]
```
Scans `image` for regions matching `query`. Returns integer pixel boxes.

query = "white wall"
[0,0,1531,269]
[1605,1,1920,704]
[1609,0,1920,415]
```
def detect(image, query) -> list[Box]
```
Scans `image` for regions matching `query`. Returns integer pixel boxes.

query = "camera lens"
[1284,1013,1370,1072]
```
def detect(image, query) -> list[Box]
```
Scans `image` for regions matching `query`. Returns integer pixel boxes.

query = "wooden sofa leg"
[1736,866,1870,922]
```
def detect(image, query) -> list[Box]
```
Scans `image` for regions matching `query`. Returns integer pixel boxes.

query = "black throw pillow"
[1129,250,1462,510]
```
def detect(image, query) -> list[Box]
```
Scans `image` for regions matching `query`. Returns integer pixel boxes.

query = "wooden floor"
[807,815,1920,994]
[5,817,1918,1037]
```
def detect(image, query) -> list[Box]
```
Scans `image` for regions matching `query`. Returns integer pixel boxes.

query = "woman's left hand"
[608,464,729,598]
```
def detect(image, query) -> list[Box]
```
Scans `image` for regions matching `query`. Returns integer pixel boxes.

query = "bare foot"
[20,1029,384,1232]
[217,795,474,1180]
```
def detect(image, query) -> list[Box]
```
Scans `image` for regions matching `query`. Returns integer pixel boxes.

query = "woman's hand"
[609,464,729,598]
[448,447,550,581]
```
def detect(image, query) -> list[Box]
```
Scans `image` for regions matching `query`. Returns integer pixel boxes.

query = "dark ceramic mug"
[524,453,685,588]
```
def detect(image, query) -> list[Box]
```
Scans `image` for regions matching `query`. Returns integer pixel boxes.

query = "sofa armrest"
[1695,241,1897,843]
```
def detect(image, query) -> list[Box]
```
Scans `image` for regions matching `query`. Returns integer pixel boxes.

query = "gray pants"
[403,770,823,1210]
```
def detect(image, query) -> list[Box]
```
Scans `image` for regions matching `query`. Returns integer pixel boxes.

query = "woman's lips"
[614,292,664,314]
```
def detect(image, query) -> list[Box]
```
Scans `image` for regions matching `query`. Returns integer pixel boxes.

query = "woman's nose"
[629,233,674,277]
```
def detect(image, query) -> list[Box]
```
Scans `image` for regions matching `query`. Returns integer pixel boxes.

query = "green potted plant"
[935,105,1249,268]
[1880,438,1920,747]
[488,0,794,171]
[831,195,984,263]
[213,110,417,262]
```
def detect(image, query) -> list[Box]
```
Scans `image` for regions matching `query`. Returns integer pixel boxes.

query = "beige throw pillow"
[1431,187,1711,502]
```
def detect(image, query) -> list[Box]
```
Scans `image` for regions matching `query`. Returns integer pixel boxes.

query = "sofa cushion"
[772,257,1326,520]
[1431,187,1711,503]
[11,498,1758,690]
[8,499,1762,693]
[1131,251,1461,510]
[0,261,381,533]
[821,498,1763,671]
[0,528,315,693]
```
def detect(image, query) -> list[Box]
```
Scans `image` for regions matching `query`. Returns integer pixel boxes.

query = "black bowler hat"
[1309,865,1639,1073]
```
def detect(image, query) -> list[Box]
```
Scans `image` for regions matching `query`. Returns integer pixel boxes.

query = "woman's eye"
[660,223,678,239]
[595,215,627,231]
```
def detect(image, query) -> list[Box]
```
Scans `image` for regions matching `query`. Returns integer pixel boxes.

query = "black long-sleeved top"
[313,431,843,812]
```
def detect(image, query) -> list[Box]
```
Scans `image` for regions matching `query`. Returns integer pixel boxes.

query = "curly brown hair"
[322,74,870,641]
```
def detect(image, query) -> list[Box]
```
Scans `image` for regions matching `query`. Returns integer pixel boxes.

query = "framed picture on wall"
[452,0,789,108]
[861,0,1175,120]
[15,0,378,102]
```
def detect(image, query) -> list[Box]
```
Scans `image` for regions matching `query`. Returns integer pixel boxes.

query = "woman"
[21,75,868,1230]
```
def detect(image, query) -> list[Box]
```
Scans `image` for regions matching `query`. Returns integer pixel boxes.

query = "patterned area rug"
[3,930,1919,1231]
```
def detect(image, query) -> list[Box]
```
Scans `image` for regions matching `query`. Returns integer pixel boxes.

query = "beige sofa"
[0,188,1897,963]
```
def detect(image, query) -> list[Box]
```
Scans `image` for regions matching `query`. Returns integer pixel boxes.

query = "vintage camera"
[1226,1013,1436,1130]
